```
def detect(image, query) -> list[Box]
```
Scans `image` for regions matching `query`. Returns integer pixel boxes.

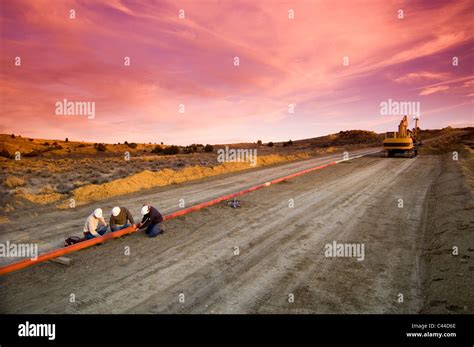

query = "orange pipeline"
[0,159,342,276]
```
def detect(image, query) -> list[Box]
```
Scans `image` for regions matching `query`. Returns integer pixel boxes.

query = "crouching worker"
[136,205,163,238]
[83,208,108,240]
[110,206,135,232]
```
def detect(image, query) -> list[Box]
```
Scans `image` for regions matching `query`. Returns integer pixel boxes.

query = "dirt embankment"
[1,152,315,209]
[61,153,311,207]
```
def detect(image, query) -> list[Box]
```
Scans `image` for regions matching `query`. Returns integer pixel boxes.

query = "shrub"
[10,134,15,138]
[336,130,379,144]
[94,143,107,152]
[163,145,180,155]
[127,142,138,149]
[152,145,180,155]
[24,150,42,157]
[65,138,69,142]
[3,176,26,188]
[267,142,274,147]
[40,184,56,194]
[0,149,12,159]
[283,139,293,147]
[77,143,86,148]
[43,142,50,146]
[257,140,262,145]
[56,183,73,194]
[50,141,63,150]
[183,145,198,154]
[151,145,164,154]
[204,144,214,152]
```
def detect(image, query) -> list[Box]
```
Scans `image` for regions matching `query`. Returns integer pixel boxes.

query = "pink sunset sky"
[1,0,473,145]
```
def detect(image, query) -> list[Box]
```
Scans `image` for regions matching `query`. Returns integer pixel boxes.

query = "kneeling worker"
[136,205,163,238]
[110,206,135,232]
[83,208,108,240]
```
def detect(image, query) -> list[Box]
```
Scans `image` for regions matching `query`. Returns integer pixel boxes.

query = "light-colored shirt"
[83,213,106,236]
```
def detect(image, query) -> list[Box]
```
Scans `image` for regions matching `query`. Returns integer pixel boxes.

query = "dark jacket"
[140,206,163,228]
[110,207,135,229]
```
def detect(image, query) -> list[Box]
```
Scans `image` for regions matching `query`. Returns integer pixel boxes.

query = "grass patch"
[3,176,26,188]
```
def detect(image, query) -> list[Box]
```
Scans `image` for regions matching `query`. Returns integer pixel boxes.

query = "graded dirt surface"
[1,142,472,314]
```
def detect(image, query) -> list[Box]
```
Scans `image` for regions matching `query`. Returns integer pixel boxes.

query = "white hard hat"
[141,205,150,215]
[112,207,121,217]
[93,208,103,218]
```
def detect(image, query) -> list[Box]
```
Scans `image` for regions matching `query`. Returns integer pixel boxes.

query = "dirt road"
[0,147,378,263]
[1,148,472,313]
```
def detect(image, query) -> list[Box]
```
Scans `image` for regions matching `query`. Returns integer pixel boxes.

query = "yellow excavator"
[383,115,421,158]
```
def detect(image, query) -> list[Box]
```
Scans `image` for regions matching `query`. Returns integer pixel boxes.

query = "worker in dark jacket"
[110,206,135,232]
[136,205,163,237]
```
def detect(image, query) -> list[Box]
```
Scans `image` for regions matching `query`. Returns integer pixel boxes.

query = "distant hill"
[1,127,469,159]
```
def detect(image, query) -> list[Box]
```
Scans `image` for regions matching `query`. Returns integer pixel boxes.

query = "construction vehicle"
[383,115,421,158]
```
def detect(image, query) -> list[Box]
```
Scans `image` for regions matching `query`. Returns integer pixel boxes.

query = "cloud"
[419,86,450,96]
[394,72,451,84]
[463,79,474,88]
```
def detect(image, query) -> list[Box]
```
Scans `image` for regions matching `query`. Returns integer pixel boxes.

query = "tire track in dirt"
[172,158,422,314]
[247,156,440,314]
